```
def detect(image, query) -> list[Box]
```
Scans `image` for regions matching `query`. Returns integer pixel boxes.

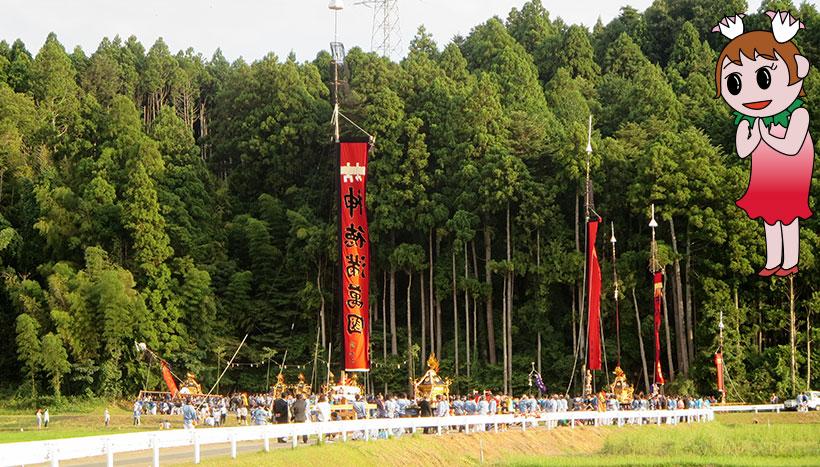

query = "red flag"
[586,219,603,371]
[161,361,178,396]
[714,352,725,394]
[339,141,370,371]
[653,272,665,385]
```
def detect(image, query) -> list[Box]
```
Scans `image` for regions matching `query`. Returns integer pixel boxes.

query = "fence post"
[437,419,442,436]
[231,433,237,459]
[493,420,498,433]
[264,434,270,452]
[365,424,370,441]
[106,439,114,467]
[291,428,298,448]
[49,444,59,467]
[152,436,160,467]
[194,432,201,464]
[342,430,347,442]
[570,418,575,429]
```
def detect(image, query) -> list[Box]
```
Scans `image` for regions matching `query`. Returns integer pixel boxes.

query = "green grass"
[0,397,245,443]
[182,413,820,466]
[501,454,820,466]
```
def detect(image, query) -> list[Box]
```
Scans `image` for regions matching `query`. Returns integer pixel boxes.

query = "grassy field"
[0,398,248,443]
[3,404,819,466]
[180,412,820,467]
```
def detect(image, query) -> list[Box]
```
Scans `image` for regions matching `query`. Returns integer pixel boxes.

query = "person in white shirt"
[315,395,332,422]
[104,408,110,427]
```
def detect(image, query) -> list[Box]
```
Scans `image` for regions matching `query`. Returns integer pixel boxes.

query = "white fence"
[711,403,784,413]
[1,409,715,467]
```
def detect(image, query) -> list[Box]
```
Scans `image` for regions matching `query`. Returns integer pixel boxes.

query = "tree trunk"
[507,272,514,393]
[669,218,689,374]
[452,247,459,377]
[464,242,470,377]
[685,226,694,365]
[390,267,397,355]
[808,307,812,391]
[471,240,479,361]
[429,230,435,358]
[502,270,508,394]
[383,271,387,361]
[484,225,496,364]
[436,298,442,358]
[406,271,413,378]
[790,276,796,395]
[632,288,650,393]
[318,265,326,349]
[662,270,676,381]
[537,332,542,375]
[506,202,513,394]
[420,270,426,367]
[572,285,577,356]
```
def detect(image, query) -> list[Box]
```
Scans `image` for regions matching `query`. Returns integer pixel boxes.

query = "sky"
[1,0,765,62]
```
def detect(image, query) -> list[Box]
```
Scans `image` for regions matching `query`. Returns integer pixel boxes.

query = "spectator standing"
[133,401,142,426]
[182,399,198,429]
[104,408,111,428]
[436,395,450,417]
[291,394,309,444]
[352,395,367,419]
[36,409,42,430]
[43,409,50,428]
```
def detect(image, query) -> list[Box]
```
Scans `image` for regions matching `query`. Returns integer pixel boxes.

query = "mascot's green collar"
[733,98,804,129]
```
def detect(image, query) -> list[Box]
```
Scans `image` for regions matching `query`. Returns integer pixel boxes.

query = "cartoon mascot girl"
[713,11,814,277]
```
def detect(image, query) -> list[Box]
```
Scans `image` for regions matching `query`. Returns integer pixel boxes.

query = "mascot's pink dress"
[736,123,814,225]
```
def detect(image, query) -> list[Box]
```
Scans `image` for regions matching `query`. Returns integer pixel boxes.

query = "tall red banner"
[586,219,603,371]
[339,141,370,371]
[714,352,725,394]
[161,361,178,396]
[653,272,665,385]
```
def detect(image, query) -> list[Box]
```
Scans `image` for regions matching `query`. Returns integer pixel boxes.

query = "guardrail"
[711,403,785,413]
[1,408,713,467]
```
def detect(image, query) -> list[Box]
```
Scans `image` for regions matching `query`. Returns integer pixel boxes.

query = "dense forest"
[1,0,818,404]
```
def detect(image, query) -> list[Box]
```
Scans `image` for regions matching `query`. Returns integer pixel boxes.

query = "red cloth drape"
[161,361,178,396]
[339,141,370,371]
[715,352,725,393]
[653,272,665,385]
[586,219,602,371]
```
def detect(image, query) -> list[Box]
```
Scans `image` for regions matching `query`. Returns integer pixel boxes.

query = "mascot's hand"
[736,119,760,158]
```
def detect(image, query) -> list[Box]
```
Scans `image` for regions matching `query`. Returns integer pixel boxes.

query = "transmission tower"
[357,0,401,58]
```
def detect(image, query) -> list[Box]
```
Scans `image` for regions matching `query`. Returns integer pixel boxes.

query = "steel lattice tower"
[357,0,401,58]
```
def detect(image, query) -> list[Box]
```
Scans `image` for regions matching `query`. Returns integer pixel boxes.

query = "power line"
[356,0,401,58]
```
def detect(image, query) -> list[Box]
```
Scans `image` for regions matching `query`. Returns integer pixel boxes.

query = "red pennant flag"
[714,352,725,394]
[586,219,603,371]
[161,361,178,396]
[653,272,665,385]
[339,141,370,372]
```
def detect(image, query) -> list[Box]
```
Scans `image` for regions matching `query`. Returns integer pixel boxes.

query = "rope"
[338,111,376,143]
[197,333,249,410]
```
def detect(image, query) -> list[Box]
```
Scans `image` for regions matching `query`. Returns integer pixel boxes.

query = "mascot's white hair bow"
[711,14,745,40]
[767,10,805,43]
[711,11,805,43]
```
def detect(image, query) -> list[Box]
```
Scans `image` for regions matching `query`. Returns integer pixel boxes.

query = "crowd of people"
[127,389,716,434]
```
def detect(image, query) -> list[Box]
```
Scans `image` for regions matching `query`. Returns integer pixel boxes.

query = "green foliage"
[40,332,70,398]
[0,3,818,403]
